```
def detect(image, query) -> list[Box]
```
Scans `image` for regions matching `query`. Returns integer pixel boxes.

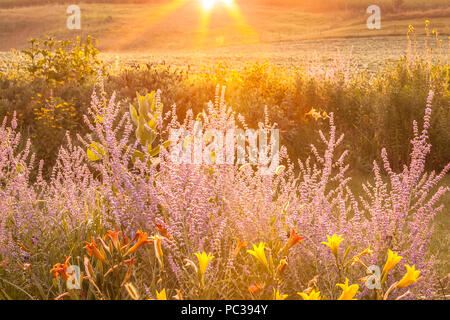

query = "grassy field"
[0,0,449,62]
[349,174,450,281]
[0,0,449,300]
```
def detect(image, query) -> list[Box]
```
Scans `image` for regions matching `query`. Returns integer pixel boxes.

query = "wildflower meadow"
[0,0,449,304]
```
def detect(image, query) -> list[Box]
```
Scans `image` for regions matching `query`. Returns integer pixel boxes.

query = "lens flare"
[221,0,234,6]
[197,0,258,49]
[202,0,215,10]
[202,0,233,11]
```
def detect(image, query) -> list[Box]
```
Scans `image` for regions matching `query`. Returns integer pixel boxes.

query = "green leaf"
[129,104,139,125]
[148,140,171,157]
[87,142,106,162]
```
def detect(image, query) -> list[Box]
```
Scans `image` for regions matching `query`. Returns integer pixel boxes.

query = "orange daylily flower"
[105,258,136,279]
[18,241,31,253]
[248,282,265,295]
[0,259,8,267]
[282,229,305,253]
[84,237,106,261]
[54,292,72,300]
[105,228,120,250]
[50,256,72,280]
[97,236,111,254]
[234,238,247,257]
[155,220,171,239]
[124,230,152,256]
[351,245,374,266]
[122,259,136,285]
[276,257,288,276]
[173,289,183,300]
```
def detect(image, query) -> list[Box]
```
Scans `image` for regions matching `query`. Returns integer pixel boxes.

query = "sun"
[202,0,233,11]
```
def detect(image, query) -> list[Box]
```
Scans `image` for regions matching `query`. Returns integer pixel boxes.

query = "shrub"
[0,84,448,300]
[1,26,448,177]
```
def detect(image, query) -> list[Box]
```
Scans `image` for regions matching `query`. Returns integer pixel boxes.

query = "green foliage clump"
[0,30,449,177]
[0,37,105,176]
[22,36,103,86]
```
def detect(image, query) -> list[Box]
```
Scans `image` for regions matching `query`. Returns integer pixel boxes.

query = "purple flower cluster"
[0,86,447,299]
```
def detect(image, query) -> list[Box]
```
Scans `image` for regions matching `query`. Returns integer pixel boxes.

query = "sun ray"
[112,0,190,51]
[196,0,258,49]
[202,0,216,11]
[108,0,258,51]
[224,1,259,43]
[196,4,213,48]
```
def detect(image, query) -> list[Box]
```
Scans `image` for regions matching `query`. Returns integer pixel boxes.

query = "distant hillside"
[1,0,449,12]
[0,0,448,52]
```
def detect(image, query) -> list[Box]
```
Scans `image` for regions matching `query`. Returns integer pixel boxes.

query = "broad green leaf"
[87,142,106,162]
[129,104,139,125]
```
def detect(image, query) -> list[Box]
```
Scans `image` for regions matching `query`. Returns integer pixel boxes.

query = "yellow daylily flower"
[247,242,269,271]
[396,265,422,288]
[298,289,321,300]
[321,234,344,258]
[382,249,403,275]
[273,288,288,300]
[194,252,214,277]
[194,251,214,287]
[156,288,167,300]
[336,278,359,300]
